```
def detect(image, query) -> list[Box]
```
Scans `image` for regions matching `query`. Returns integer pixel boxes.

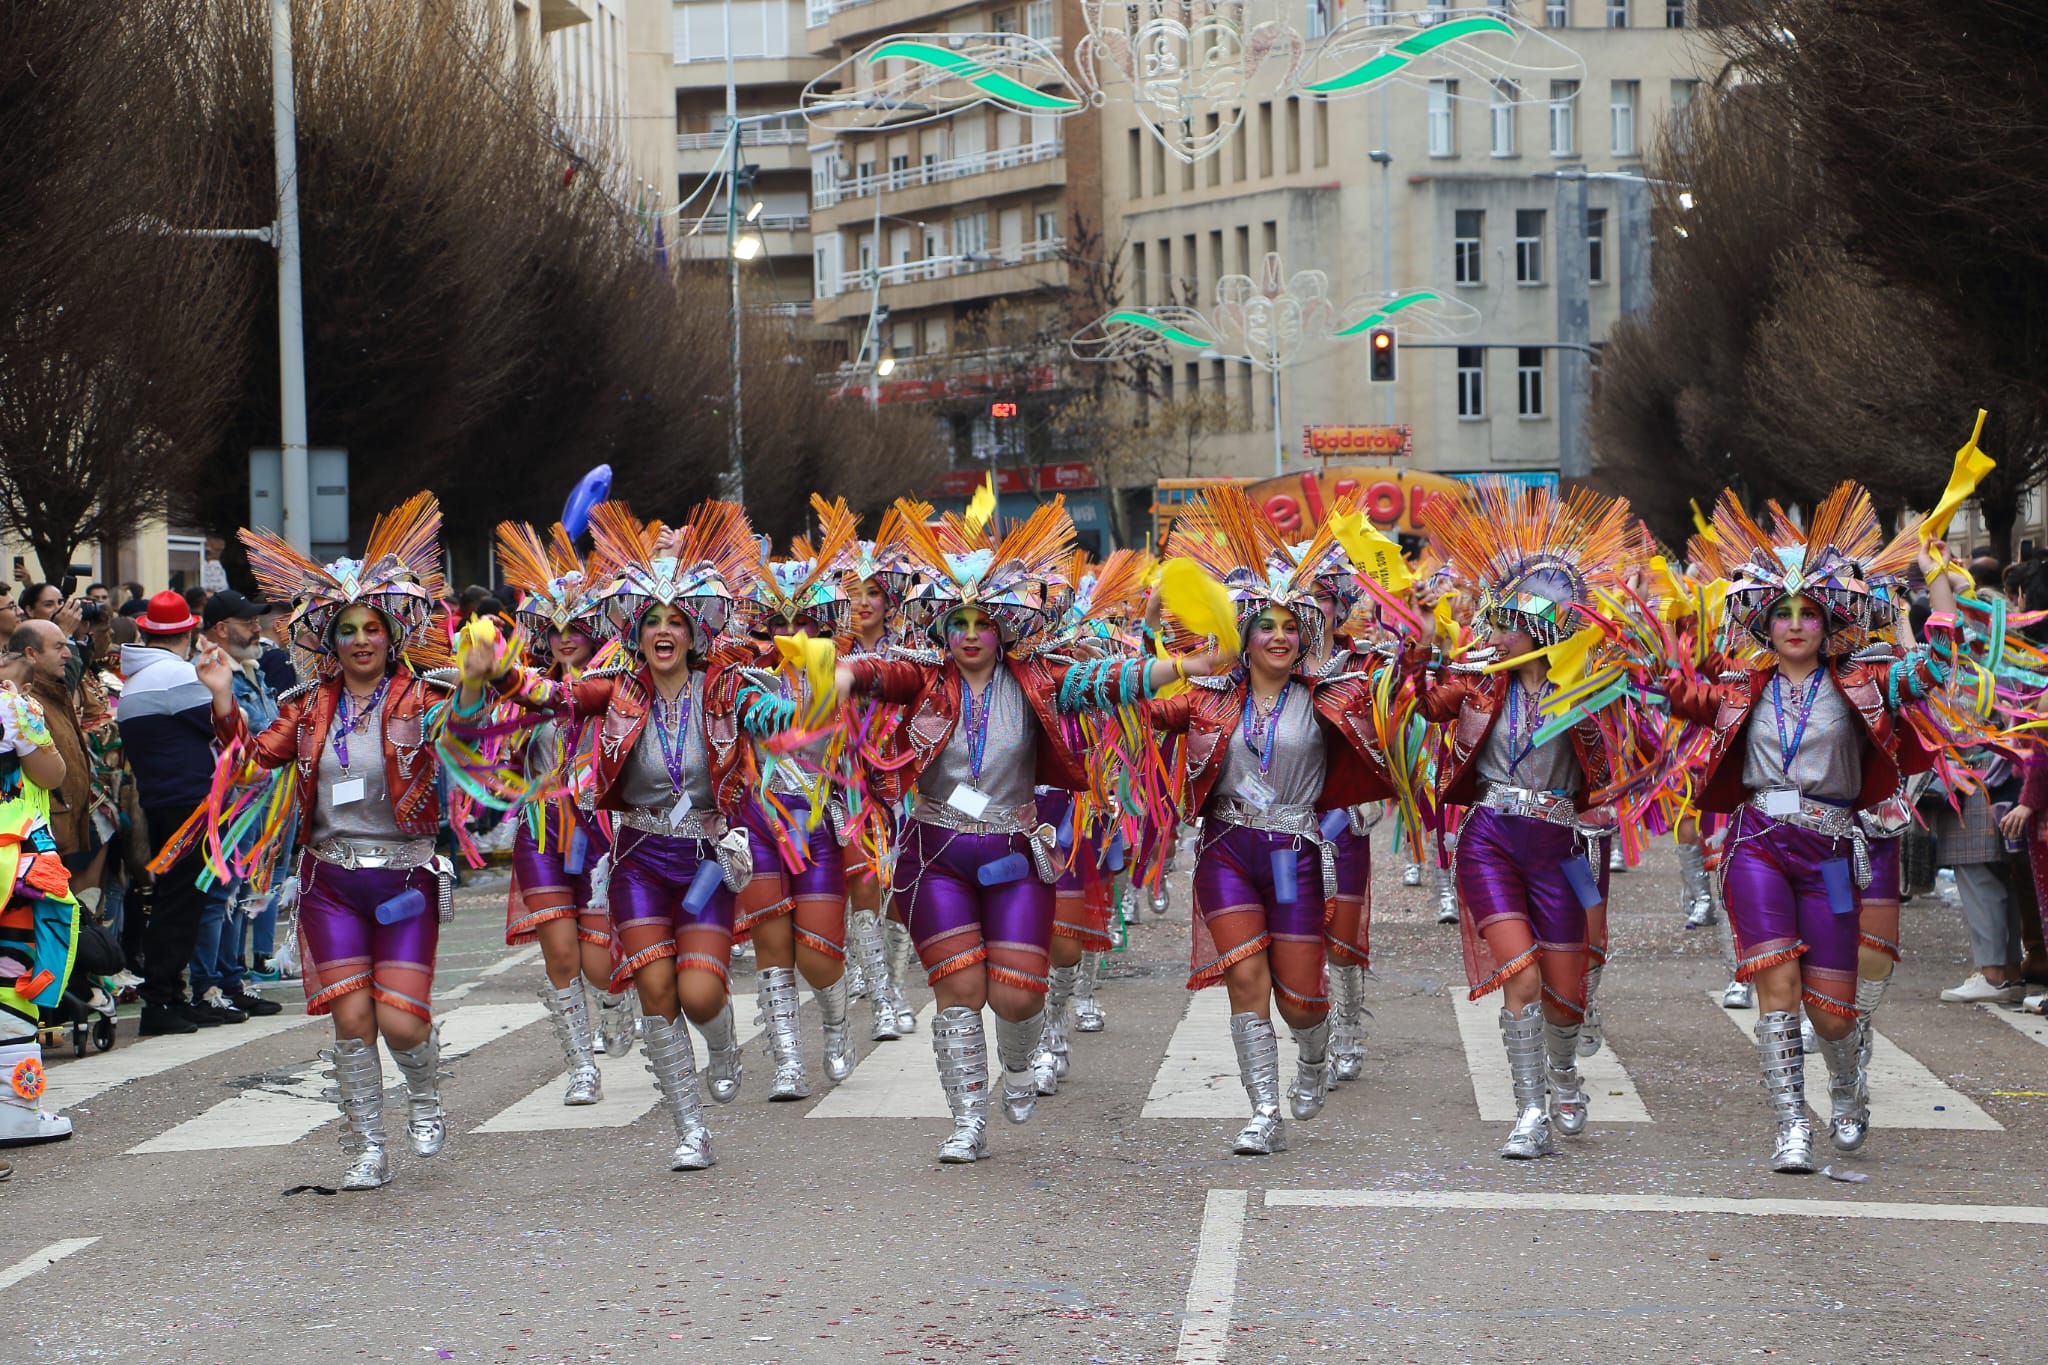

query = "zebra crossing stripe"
[1141,992,1301,1119]
[42,1013,318,1114]
[472,1012,766,1132]
[1715,994,2001,1132]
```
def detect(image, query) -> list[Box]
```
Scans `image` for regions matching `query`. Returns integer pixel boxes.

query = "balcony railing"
[678,213,811,235]
[677,126,810,152]
[815,139,1063,208]
[752,301,814,318]
[838,237,1066,293]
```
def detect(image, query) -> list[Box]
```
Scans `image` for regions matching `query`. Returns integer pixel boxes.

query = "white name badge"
[948,784,992,819]
[331,777,367,808]
[669,791,694,829]
[1236,774,1277,813]
[1763,788,1801,817]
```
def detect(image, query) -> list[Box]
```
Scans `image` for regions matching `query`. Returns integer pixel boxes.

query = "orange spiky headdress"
[1694,482,1884,650]
[495,520,611,642]
[1425,479,1636,647]
[743,495,861,635]
[587,498,759,649]
[888,495,1078,646]
[240,490,448,663]
[1166,485,1345,655]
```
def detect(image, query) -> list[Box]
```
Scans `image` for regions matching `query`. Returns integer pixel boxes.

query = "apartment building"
[503,1,676,203]
[1100,0,1714,489]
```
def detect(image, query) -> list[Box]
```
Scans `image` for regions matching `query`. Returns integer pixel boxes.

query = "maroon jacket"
[1666,661,1934,813]
[221,670,447,841]
[1144,673,1396,815]
[844,654,1087,801]
[1418,668,1611,812]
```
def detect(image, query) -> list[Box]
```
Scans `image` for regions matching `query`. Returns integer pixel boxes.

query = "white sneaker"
[1941,972,2023,1004]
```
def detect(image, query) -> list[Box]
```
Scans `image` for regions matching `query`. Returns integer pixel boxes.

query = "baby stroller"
[49,914,124,1056]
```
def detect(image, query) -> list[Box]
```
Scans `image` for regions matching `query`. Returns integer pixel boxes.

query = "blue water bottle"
[978,851,1032,886]
[374,887,428,925]
[565,825,588,876]
[1105,832,1127,872]
[682,858,724,914]
[1320,809,1350,841]
[1270,850,1298,904]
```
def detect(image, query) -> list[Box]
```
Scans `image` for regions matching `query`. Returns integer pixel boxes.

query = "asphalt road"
[10,838,2048,1364]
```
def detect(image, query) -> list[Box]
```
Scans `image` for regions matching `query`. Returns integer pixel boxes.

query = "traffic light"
[1367,326,1396,383]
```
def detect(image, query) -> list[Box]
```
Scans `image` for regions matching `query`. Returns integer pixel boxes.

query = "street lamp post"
[272,0,311,553]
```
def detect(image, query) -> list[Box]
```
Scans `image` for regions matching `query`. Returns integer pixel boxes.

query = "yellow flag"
[1544,623,1605,692]
[1690,498,1719,544]
[775,631,839,719]
[965,473,998,535]
[1433,592,1460,651]
[1329,509,1414,595]
[1920,409,1996,545]
[1157,558,1241,656]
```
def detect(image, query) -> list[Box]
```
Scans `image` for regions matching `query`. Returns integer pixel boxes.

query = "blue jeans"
[246,883,280,962]
[190,883,248,997]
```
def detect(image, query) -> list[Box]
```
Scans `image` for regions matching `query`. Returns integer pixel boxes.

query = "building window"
[1607,0,1627,25]
[1313,100,1329,167]
[954,211,987,261]
[1258,100,1274,176]
[1127,128,1142,197]
[1422,0,1450,24]
[1306,0,1331,39]
[1457,348,1485,418]
[1515,209,1545,284]
[1036,208,1060,242]
[1666,0,1687,24]
[1610,80,1638,157]
[1133,242,1147,306]
[1547,1,1568,25]
[1672,78,1699,116]
[1427,80,1458,157]
[1587,207,1607,284]
[1549,80,1579,156]
[1027,0,1054,40]
[1518,348,1545,417]
[1490,80,1518,157]
[1454,209,1484,285]
[1285,97,1302,173]
[1366,0,1391,21]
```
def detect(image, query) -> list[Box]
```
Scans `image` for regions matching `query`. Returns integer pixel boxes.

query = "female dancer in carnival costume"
[493,520,635,1105]
[726,500,866,1098]
[1144,488,1409,1156]
[834,499,1231,1162]
[1667,484,1959,1172]
[1025,548,1154,1096]
[494,500,775,1170]
[833,506,919,1040]
[1415,481,1645,1160]
[0,684,81,1150]
[190,494,510,1189]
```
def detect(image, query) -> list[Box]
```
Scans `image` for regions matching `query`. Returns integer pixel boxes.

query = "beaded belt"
[1746,789,1872,887]
[911,799,1062,882]
[308,836,438,871]
[1478,784,1579,827]
[1208,798,1339,896]
[615,806,726,840]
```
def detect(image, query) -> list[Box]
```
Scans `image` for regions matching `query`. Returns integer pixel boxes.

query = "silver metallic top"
[311,695,401,844]
[619,673,714,813]
[761,673,830,800]
[1212,684,1326,813]
[917,665,1037,814]
[1742,669,1861,803]
[1475,680,1582,796]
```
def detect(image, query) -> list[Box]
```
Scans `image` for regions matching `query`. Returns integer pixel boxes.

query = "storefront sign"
[1302,424,1413,460]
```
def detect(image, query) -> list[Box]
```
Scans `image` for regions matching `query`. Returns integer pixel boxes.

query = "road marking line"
[41,1013,319,1113]
[806,1004,972,1118]
[127,1002,545,1154]
[441,944,543,1002]
[0,1238,99,1292]
[1977,1000,2048,1053]
[1174,1190,1248,1365]
[1449,992,1652,1123]
[1716,994,2001,1131]
[1267,1188,2048,1224]
[1141,992,1300,1119]
[473,1012,766,1133]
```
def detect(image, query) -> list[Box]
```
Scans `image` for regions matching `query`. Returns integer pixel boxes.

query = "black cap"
[202,589,269,629]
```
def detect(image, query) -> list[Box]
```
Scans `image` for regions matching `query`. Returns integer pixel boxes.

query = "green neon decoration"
[1332,290,1444,338]
[1302,16,1517,95]
[868,41,1084,112]
[1105,310,1211,349]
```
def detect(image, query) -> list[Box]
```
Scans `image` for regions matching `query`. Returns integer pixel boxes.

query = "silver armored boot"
[931,1005,990,1162]
[1578,961,1606,1057]
[1545,1017,1589,1137]
[1228,1012,1286,1155]
[760,966,809,1101]
[1327,964,1368,1084]
[1031,964,1077,1095]
[1434,864,1459,925]
[542,981,603,1106]
[1288,1018,1331,1120]
[1499,1003,1554,1159]
[697,999,743,1103]
[596,987,640,1058]
[388,1026,447,1159]
[844,908,871,1001]
[994,1011,1044,1124]
[1716,911,1753,1009]
[1401,860,1423,887]
[1811,1024,1870,1152]
[640,1014,714,1170]
[1756,1010,1816,1173]
[1678,841,1714,928]
[816,973,857,1083]
[852,910,900,1041]
[1148,880,1171,920]
[883,914,919,1034]
[1071,952,1106,1032]
[324,1037,389,1190]
[1855,972,1891,1077]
